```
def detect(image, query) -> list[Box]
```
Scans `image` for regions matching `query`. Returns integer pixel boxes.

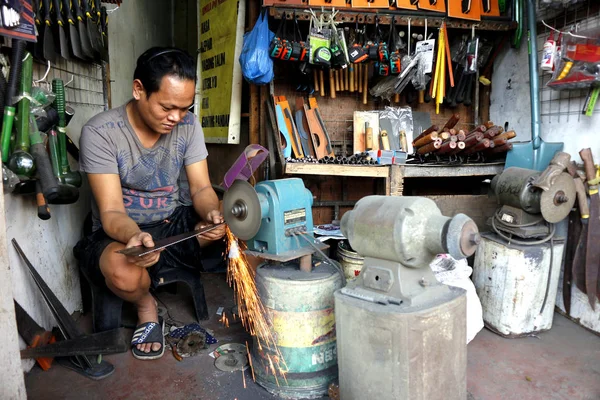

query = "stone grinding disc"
[540,173,576,223]
[214,343,249,372]
[223,180,262,240]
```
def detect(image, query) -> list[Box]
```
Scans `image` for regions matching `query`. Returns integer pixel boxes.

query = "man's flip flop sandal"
[131,317,165,360]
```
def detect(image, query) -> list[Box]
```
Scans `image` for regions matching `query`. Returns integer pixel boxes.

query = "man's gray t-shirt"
[79,103,208,230]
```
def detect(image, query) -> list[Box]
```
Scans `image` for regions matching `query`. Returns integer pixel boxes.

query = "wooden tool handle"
[468,125,487,135]
[365,127,373,150]
[417,140,442,155]
[413,125,439,142]
[334,70,340,92]
[344,69,349,91]
[349,65,355,92]
[443,113,461,130]
[448,141,466,155]
[381,130,390,150]
[486,143,512,154]
[439,131,451,141]
[329,69,336,99]
[463,138,491,155]
[418,90,424,103]
[579,148,596,183]
[437,140,457,155]
[314,70,319,93]
[493,138,508,147]
[483,125,504,139]
[358,64,363,93]
[573,177,590,217]
[319,70,325,97]
[484,120,495,128]
[457,130,467,141]
[494,130,516,141]
[413,132,439,148]
[394,93,400,103]
[363,63,369,105]
[399,130,408,152]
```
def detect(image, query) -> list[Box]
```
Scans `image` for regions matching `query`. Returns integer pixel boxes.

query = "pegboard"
[538,1,600,123]
[31,58,107,111]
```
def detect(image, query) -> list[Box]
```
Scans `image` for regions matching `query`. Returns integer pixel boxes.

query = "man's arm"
[87,174,141,243]
[87,173,161,267]
[185,159,225,241]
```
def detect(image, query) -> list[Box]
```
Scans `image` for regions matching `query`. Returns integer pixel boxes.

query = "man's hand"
[124,232,162,268]
[199,210,226,242]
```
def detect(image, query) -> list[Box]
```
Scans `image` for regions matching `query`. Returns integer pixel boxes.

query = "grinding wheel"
[214,343,248,372]
[540,172,576,223]
[223,180,262,240]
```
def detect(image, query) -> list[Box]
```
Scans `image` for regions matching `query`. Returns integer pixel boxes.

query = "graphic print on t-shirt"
[118,137,187,223]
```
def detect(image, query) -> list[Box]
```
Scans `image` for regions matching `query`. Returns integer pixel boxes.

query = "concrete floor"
[25,273,600,400]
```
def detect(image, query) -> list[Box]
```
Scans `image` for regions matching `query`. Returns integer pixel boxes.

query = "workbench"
[285,163,505,196]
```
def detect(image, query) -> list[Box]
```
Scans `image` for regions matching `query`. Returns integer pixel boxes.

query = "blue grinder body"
[247,178,314,257]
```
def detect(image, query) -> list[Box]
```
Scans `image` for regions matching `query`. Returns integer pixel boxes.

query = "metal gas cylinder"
[252,260,343,399]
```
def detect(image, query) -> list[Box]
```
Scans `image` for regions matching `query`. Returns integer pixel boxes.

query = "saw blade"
[213,343,248,372]
[116,223,223,257]
[540,173,576,223]
[223,180,262,240]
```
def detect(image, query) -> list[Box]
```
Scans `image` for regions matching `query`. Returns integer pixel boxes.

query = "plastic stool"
[80,264,209,333]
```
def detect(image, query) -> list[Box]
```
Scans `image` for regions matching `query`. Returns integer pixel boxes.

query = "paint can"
[336,240,364,282]
[252,260,343,399]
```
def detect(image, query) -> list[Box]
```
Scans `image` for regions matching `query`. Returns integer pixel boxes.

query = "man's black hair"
[133,47,197,97]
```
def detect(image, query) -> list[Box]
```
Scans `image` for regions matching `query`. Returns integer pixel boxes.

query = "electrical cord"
[491,210,556,245]
[490,209,556,315]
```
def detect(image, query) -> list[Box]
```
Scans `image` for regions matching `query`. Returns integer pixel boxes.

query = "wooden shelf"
[269,7,516,31]
[285,163,390,178]
[285,162,504,196]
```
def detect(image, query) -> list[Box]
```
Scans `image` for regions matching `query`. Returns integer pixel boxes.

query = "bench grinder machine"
[335,196,480,400]
[223,178,343,399]
[473,153,576,337]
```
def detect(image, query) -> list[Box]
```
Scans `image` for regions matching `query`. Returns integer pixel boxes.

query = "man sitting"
[78,47,226,360]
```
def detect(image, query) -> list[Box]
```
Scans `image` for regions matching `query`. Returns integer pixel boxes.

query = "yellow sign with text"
[197,0,245,144]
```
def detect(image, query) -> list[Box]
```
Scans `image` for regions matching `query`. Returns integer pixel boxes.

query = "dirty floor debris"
[24,273,600,400]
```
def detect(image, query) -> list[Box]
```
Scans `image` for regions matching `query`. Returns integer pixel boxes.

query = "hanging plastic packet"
[464,36,479,74]
[309,29,332,66]
[415,39,435,74]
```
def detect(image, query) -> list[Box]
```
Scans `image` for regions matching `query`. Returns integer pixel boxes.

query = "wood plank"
[286,163,390,178]
[400,164,504,178]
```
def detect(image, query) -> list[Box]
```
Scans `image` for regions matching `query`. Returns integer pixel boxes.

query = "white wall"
[108,0,175,107]
[490,18,600,164]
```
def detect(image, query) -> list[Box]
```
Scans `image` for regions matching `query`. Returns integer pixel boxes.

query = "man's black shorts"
[76,206,226,287]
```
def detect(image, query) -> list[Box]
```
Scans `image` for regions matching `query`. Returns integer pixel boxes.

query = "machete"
[579,148,600,310]
[568,177,587,310]
[116,223,224,257]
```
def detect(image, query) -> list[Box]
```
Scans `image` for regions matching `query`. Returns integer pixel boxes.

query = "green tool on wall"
[52,78,82,187]
[1,40,26,163]
[8,52,36,177]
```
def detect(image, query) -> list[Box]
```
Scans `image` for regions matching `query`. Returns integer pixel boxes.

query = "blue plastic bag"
[239,11,274,85]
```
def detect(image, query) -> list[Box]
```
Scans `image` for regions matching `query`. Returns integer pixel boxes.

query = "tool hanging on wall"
[448,0,482,21]
[275,96,304,158]
[417,0,446,13]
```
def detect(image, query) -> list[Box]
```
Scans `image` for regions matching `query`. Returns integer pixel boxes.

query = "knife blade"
[579,148,599,310]
[116,223,224,257]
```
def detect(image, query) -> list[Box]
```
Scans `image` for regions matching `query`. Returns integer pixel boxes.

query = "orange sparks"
[226,227,288,382]
[246,340,256,382]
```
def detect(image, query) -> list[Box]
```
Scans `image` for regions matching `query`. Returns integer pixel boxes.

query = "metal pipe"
[299,254,312,273]
[527,0,541,160]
